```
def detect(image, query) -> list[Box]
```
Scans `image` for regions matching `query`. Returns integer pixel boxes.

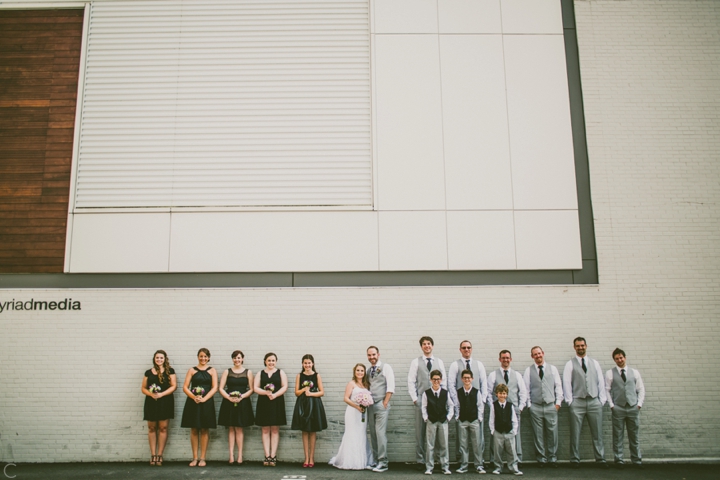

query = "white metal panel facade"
[75,0,372,208]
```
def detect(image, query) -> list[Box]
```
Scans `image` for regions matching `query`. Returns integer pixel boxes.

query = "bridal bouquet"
[229,391,242,406]
[352,389,374,422]
[149,383,161,400]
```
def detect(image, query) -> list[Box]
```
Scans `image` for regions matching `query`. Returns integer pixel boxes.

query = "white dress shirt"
[605,365,645,408]
[562,355,607,405]
[421,387,455,422]
[454,386,484,421]
[408,356,447,403]
[522,363,563,407]
[489,401,518,435]
[369,361,396,394]
[447,358,488,405]
[486,368,528,411]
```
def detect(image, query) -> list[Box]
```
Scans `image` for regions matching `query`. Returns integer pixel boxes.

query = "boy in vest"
[421,370,454,475]
[489,384,522,476]
[605,348,645,469]
[454,369,486,474]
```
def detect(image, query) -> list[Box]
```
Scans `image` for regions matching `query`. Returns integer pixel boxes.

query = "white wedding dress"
[329,387,375,470]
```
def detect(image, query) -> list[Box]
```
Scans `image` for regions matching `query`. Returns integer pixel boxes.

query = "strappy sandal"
[156,455,163,466]
[270,456,277,466]
[189,458,198,467]
[150,455,157,466]
[198,459,206,467]
[263,456,270,466]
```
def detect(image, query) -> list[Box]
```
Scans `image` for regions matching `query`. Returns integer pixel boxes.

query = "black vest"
[493,400,514,434]
[456,387,479,422]
[425,388,449,423]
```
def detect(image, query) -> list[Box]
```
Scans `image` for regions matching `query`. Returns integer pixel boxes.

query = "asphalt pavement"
[1,461,717,480]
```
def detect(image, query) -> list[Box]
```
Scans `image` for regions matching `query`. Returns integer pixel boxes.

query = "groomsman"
[605,348,645,469]
[562,337,608,468]
[447,340,487,466]
[487,350,528,463]
[522,346,563,468]
[408,336,447,465]
[366,345,395,472]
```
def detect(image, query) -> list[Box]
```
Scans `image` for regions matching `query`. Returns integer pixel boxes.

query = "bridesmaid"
[141,350,177,466]
[253,352,288,466]
[291,354,327,467]
[217,350,255,464]
[181,348,218,467]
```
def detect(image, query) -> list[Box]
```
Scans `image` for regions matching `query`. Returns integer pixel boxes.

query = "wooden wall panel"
[0,9,83,273]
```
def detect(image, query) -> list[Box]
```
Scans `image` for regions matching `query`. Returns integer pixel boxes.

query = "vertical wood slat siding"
[0,9,83,273]
[75,0,372,208]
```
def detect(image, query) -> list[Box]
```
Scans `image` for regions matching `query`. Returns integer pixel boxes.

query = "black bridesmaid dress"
[291,372,328,432]
[218,368,255,427]
[181,367,217,429]
[143,368,175,421]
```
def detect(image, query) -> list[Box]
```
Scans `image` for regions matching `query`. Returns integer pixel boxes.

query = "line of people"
[407,336,645,475]
[141,336,644,473]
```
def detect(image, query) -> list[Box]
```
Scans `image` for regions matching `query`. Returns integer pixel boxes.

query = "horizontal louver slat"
[75,0,371,208]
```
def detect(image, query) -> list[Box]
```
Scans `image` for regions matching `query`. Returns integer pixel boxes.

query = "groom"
[366,346,395,472]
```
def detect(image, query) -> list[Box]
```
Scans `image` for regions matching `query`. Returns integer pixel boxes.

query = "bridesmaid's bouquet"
[148,384,162,395]
[352,389,374,422]
[264,383,276,393]
[229,391,241,406]
[192,386,206,397]
[301,380,314,391]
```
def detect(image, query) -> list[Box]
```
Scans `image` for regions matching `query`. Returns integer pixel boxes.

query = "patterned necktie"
[539,365,544,379]
[466,360,471,371]
[426,358,432,371]
[504,370,509,384]
[582,358,587,374]
[621,369,627,382]
[371,366,376,378]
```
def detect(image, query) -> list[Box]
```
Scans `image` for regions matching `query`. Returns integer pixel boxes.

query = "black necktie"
[465,391,469,397]
[466,360,471,370]
[504,370,509,384]
[435,391,439,398]
[539,365,544,379]
[582,358,587,374]
[621,369,627,382]
[426,358,432,371]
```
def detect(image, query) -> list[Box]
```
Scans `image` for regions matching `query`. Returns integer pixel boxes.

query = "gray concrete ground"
[1,461,716,480]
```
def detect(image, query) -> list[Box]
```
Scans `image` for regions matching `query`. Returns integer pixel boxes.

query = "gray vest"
[493,368,519,405]
[610,368,638,407]
[368,362,388,403]
[571,356,599,399]
[415,356,437,397]
[528,364,556,405]
[455,358,481,390]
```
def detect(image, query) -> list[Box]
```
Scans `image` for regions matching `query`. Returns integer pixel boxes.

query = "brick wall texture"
[0,0,719,463]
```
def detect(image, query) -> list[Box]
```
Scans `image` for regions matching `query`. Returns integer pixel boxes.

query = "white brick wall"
[1,0,719,463]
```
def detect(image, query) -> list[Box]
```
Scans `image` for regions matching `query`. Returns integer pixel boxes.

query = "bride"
[329,363,375,470]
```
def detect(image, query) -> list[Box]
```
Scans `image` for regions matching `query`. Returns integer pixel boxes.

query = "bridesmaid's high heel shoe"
[263,456,270,466]
[270,456,277,466]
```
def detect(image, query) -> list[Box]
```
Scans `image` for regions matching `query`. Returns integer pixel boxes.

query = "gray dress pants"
[368,402,390,467]
[529,403,558,464]
[569,397,605,463]
[611,404,641,464]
